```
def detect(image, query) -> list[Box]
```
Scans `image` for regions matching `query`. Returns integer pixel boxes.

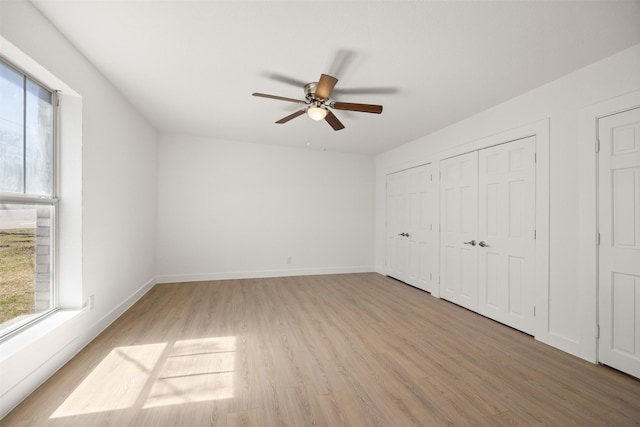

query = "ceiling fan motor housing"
[304,82,320,101]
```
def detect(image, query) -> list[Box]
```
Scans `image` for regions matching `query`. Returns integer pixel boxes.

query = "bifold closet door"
[440,152,479,311]
[477,137,536,335]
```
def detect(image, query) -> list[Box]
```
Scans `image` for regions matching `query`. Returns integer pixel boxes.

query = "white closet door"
[440,152,479,311]
[417,164,436,293]
[477,137,536,334]
[406,164,435,292]
[598,107,640,379]
[386,164,435,291]
[386,171,409,281]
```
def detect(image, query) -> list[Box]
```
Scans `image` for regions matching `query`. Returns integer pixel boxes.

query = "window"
[0,59,57,338]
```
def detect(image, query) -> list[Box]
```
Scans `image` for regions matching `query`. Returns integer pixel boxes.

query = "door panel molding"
[440,151,479,310]
[385,164,436,293]
[477,136,536,335]
[578,90,640,363]
[597,106,640,379]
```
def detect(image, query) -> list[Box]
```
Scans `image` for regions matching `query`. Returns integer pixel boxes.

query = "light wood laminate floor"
[3,273,639,426]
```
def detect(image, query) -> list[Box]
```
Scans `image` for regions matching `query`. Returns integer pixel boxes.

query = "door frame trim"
[436,120,550,341]
[580,90,640,363]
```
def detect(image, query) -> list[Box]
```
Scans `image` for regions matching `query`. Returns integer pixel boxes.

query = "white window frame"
[0,57,60,339]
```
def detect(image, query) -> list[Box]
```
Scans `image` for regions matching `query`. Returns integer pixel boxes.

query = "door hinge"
[534,152,537,163]
[534,229,536,240]
[430,174,433,182]
[596,324,600,339]
[595,139,600,153]
[533,306,536,316]
[596,232,601,246]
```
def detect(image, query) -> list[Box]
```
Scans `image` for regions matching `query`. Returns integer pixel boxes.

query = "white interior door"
[386,171,408,281]
[477,137,536,335]
[440,152,479,311]
[386,164,436,291]
[598,107,640,379]
[406,164,436,292]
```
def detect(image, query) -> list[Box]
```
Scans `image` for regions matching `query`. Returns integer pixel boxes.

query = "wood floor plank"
[3,273,639,426]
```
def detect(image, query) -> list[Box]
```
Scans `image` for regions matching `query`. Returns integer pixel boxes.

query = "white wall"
[375,44,640,362]
[156,134,375,282]
[0,1,158,417]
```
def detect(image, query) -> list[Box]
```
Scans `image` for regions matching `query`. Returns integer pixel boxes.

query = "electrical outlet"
[89,294,95,310]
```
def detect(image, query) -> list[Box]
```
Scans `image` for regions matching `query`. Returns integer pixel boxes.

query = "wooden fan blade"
[331,101,383,114]
[334,87,398,95]
[276,109,306,124]
[324,110,345,131]
[315,74,338,100]
[327,49,356,80]
[262,72,308,88]
[253,93,306,104]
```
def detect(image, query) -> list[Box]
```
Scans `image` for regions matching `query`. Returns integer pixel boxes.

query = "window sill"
[0,308,86,364]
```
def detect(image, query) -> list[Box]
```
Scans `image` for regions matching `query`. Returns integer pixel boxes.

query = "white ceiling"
[32,0,640,155]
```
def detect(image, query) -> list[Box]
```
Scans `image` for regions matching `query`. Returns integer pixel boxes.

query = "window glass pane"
[0,62,25,193]
[25,79,53,195]
[0,203,54,334]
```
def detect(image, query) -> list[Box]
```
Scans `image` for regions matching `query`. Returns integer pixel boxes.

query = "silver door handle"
[463,240,476,246]
[405,233,410,237]
[478,241,489,247]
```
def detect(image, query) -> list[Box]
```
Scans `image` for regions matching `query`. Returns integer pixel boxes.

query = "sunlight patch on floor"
[144,336,236,407]
[51,343,167,418]
[50,336,236,419]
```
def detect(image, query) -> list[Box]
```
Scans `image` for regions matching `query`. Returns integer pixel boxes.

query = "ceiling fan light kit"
[307,105,327,121]
[253,73,382,131]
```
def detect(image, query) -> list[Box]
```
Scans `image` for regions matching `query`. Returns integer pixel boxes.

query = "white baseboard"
[86,277,156,342]
[156,265,375,284]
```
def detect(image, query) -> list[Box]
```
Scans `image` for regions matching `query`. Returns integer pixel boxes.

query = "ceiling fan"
[252,73,383,131]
